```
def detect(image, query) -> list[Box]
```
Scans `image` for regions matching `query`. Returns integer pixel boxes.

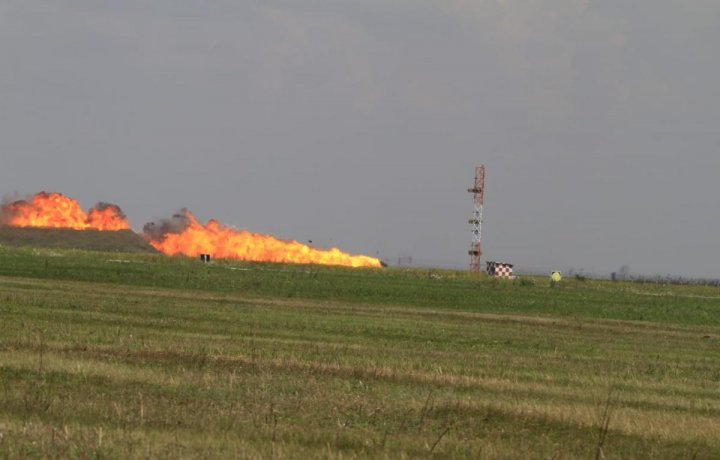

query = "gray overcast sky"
[1,1,719,277]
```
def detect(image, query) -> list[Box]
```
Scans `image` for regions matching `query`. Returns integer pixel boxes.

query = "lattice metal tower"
[468,166,485,272]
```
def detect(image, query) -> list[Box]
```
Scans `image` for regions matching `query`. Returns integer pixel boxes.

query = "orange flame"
[1,192,130,231]
[146,210,382,268]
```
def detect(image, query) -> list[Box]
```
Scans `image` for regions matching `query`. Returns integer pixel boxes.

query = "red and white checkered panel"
[486,261,513,277]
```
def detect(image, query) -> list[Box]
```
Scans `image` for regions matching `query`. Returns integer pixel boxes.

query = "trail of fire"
[144,209,382,268]
[0,192,130,231]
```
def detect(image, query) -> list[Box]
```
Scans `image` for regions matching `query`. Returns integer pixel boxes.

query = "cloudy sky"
[1,1,718,277]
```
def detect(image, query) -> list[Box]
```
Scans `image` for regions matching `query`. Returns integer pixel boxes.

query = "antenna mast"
[468,166,485,272]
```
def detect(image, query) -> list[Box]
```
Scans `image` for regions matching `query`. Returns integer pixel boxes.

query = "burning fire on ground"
[0,191,380,268]
[0,192,129,231]
[144,209,382,268]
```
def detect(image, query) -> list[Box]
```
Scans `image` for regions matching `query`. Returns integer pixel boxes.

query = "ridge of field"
[0,246,719,326]
[0,246,719,458]
[0,227,156,253]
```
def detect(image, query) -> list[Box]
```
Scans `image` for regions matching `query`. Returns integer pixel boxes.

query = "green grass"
[0,246,719,458]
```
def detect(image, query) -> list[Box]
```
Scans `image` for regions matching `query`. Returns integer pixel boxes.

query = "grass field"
[0,245,719,458]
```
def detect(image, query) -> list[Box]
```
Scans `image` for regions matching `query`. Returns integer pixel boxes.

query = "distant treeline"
[513,266,720,287]
[618,275,720,287]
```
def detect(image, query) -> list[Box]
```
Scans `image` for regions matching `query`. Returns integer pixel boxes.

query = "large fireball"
[1,192,129,231]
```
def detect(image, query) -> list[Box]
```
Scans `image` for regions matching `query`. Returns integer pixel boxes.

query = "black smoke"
[91,202,127,218]
[142,208,192,241]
